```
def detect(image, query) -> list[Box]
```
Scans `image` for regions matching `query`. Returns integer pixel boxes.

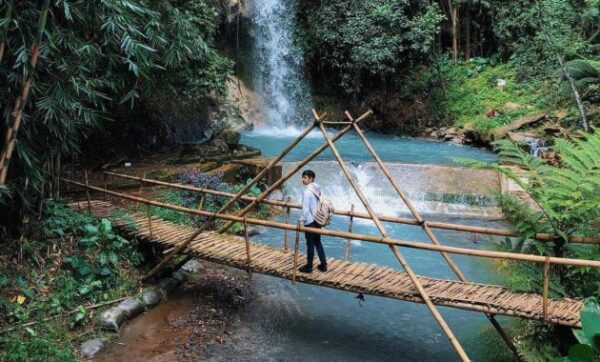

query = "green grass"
[444,61,550,135]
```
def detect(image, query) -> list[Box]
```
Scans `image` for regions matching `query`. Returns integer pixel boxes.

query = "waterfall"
[250,0,312,134]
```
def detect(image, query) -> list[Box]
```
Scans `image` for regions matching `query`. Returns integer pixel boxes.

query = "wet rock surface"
[80,338,109,359]
[94,263,253,362]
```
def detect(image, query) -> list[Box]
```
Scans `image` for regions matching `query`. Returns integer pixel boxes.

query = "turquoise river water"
[200,132,514,361]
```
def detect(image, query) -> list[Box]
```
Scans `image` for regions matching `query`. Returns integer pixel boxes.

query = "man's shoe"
[317,264,328,272]
[298,265,313,273]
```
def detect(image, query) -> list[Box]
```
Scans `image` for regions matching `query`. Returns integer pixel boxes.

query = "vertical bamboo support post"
[147,204,154,239]
[198,194,205,210]
[315,111,469,361]
[284,196,291,251]
[543,257,550,319]
[83,170,91,214]
[243,220,252,279]
[143,120,319,281]
[344,204,355,261]
[292,222,301,284]
[135,172,146,211]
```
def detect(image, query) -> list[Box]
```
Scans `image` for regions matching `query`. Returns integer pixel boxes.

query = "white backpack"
[308,187,334,226]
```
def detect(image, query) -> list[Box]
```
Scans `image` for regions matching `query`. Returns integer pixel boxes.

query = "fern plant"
[456,130,600,296]
[562,60,600,102]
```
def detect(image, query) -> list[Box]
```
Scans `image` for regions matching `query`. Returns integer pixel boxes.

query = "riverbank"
[94,262,253,361]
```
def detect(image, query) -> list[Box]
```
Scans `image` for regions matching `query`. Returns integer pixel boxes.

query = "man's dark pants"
[305,221,326,268]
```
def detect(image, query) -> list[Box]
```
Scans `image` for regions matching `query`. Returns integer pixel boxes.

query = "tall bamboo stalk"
[0,2,13,63]
[0,0,51,185]
[314,112,469,361]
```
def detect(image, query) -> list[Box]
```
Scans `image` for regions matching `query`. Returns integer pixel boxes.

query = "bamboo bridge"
[64,110,600,361]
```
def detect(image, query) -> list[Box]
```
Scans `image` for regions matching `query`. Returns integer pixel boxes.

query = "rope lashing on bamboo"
[217,110,373,234]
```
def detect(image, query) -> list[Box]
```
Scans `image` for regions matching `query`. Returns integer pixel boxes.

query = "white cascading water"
[289,162,501,219]
[248,1,498,219]
[250,0,313,135]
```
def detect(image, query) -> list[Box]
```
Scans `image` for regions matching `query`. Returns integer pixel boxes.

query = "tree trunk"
[448,0,459,63]
[464,7,471,60]
[535,0,589,132]
[0,2,13,63]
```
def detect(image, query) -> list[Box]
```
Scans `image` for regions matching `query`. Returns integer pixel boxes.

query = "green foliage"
[562,60,600,103]
[458,130,600,296]
[440,60,547,133]
[553,298,600,361]
[0,0,232,213]
[0,200,144,360]
[297,0,443,95]
[489,0,599,79]
[0,331,77,362]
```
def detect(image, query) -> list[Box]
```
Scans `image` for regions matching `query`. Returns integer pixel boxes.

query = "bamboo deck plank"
[70,201,585,328]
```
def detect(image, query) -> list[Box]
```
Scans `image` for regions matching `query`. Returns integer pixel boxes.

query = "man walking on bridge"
[298,170,327,273]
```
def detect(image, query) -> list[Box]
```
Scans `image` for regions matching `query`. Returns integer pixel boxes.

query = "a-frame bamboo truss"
[143,108,510,361]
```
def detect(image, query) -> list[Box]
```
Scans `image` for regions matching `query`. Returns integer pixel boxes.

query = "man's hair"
[302,170,315,179]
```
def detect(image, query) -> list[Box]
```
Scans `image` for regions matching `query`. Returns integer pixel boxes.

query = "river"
[198,132,513,361]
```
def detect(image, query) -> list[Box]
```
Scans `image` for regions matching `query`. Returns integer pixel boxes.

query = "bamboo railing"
[101,170,600,245]
[63,178,600,269]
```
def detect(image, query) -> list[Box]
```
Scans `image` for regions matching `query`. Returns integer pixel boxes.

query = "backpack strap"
[307,185,321,200]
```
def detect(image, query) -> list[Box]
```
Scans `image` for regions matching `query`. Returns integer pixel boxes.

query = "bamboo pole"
[350,113,466,279]
[147,204,154,239]
[0,0,51,185]
[543,258,550,319]
[315,113,469,361]
[198,195,205,211]
[83,170,91,214]
[142,118,319,280]
[62,177,600,269]
[135,172,146,211]
[345,204,354,261]
[349,111,519,358]
[292,222,301,284]
[102,170,600,245]
[217,110,373,234]
[284,196,291,251]
[243,220,252,279]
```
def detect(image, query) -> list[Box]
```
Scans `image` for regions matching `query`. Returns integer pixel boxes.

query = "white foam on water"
[246,125,323,139]
[288,162,499,219]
